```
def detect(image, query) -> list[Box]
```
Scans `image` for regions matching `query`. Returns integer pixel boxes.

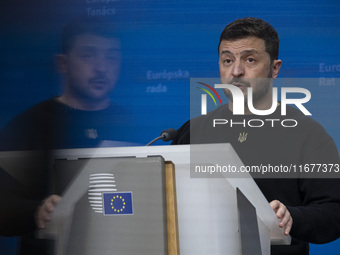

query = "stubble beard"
[223,68,273,105]
[65,78,114,110]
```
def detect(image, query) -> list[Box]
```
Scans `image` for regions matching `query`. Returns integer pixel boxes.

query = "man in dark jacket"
[172,17,340,255]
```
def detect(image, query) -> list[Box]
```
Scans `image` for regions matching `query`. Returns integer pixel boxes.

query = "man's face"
[218,36,281,103]
[62,33,121,103]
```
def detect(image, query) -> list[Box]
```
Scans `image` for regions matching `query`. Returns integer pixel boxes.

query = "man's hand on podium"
[35,195,61,230]
[270,200,293,236]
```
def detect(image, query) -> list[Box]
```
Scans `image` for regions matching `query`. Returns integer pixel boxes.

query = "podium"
[0,144,290,254]
[36,143,290,255]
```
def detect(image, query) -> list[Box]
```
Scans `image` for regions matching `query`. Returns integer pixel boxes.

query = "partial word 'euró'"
[319,63,340,73]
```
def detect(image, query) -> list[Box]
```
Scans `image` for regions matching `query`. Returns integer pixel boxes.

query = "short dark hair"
[61,16,120,54]
[218,17,279,62]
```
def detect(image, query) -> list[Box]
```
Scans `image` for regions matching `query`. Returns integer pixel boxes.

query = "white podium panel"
[53,157,168,255]
[43,144,290,255]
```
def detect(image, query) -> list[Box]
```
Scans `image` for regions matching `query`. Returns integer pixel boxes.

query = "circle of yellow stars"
[111,195,126,213]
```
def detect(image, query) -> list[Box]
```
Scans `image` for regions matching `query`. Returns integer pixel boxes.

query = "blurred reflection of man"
[0,16,131,151]
[0,16,133,255]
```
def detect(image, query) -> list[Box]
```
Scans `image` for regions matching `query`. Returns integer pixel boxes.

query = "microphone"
[146,128,177,146]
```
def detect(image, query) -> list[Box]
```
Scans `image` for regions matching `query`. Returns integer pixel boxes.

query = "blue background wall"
[0,0,339,254]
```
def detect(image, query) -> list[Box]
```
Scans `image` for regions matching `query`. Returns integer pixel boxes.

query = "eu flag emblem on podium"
[103,192,133,215]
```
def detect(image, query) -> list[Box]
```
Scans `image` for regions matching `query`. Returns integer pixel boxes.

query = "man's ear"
[271,59,282,79]
[55,54,68,74]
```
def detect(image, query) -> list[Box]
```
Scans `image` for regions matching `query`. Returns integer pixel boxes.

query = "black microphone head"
[160,128,177,142]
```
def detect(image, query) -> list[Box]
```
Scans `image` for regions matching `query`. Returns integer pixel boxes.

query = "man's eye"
[224,59,232,64]
[247,58,255,63]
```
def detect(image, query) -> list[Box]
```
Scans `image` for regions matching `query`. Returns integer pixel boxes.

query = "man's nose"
[232,60,245,78]
[94,55,107,73]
